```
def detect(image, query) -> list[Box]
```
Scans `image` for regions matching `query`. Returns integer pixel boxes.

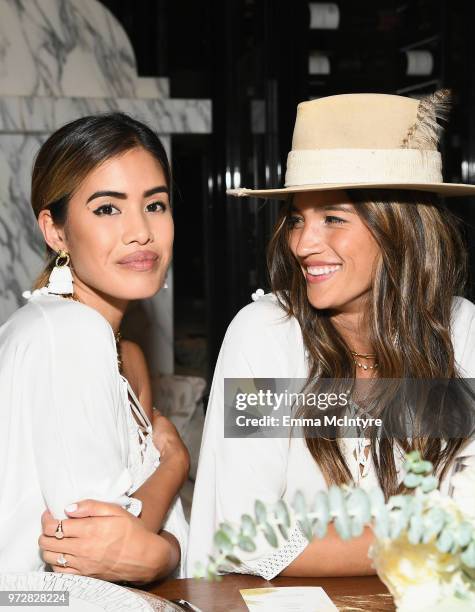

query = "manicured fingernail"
[65,503,78,512]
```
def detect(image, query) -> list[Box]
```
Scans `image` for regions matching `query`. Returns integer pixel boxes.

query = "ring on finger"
[57,553,67,567]
[54,520,64,540]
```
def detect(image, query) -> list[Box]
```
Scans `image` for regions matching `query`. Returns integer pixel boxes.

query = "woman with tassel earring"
[0,113,189,581]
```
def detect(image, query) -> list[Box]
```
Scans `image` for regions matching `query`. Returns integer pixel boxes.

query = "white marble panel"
[137,77,170,99]
[0,134,46,322]
[0,98,23,131]
[0,0,138,98]
[56,98,212,134]
[0,96,212,134]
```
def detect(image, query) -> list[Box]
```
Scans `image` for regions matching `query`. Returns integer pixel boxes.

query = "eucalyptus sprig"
[194,451,475,583]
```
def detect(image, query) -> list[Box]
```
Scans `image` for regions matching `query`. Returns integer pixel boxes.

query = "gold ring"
[54,520,64,540]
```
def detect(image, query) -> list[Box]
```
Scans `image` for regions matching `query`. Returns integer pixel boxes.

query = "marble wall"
[0,0,211,374]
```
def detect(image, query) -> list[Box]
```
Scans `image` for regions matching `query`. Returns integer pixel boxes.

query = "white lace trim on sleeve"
[222,524,308,580]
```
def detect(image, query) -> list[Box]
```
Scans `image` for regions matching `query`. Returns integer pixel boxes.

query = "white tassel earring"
[47,250,74,295]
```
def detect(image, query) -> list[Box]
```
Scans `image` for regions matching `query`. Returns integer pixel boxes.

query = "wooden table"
[146,575,395,611]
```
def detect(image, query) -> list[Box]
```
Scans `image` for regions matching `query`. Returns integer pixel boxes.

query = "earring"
[163,273,169,290]
[47,250,74,295]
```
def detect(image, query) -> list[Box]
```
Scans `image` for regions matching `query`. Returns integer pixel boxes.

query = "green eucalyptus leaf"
[238,534,257,553]
[225,554,243,566]
[313,519,328,539]
[460,542,475,569]
[274,500,291,528]
[403,452,420,473]
[312,491,330,525]
[350,516,365,538]
[421,507,447,544]
[335,513,351,540]
[449,538,460,555]
[389,511,409,540]
[437,527,454,553]
[241,514,257,538]
[404,473,422,488]
[255,500,267,525]
[410,496,423,516]
[408,514,423,544]
[409,463,424,474]
[220,522,237,541]
[214,529,233,554]
[347,489,371,524]
[328,486,345,514]
[411,460,433,475]
[293,491,307,516]
[300,517,314,542]
[420,475,438,493]
[455,522,474,548]
[263,522,279,548]
[387,494,407,509]
[387,496,410,536]
[278,524,289,541]
[327,486,351,539]
[369,487,386,515]
[372,499,390,540]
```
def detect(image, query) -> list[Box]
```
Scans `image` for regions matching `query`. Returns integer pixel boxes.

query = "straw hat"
[227,90,475,199]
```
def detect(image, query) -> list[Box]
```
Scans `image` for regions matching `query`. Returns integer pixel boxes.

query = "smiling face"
[287,190,381,313]
[45,147,174,302]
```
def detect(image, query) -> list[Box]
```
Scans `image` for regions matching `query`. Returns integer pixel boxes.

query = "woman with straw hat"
[187,90,475,578]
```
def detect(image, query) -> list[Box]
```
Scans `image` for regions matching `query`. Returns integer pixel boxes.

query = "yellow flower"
[370,535,460,610]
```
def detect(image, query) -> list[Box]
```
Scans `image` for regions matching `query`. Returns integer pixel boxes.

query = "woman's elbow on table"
[137,530,181,585]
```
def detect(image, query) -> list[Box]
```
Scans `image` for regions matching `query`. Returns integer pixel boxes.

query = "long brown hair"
[268,189,468,498]
[30,112,171,290]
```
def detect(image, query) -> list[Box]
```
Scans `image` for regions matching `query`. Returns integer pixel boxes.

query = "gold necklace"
[62,293,123,373]
[351,350,379,371]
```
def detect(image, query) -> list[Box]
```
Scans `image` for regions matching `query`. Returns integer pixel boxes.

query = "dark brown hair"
[268,189,468,498]
[31,112,171,289]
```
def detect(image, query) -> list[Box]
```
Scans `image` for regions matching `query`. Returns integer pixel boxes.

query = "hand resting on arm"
[38,330,188,582]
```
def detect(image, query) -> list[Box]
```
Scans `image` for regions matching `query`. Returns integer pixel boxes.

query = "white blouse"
[186,293,475,579]
[0,290,188,575]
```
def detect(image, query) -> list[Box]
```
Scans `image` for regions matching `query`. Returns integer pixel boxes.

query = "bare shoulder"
[120,340,153,419]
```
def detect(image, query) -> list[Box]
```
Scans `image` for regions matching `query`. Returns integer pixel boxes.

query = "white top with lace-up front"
[0,290,188,575]
[187,292,475,580]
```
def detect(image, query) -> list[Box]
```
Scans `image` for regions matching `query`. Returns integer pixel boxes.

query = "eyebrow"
[289,203,355,213]
[323,204,355,213]
[86,185,169,204]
